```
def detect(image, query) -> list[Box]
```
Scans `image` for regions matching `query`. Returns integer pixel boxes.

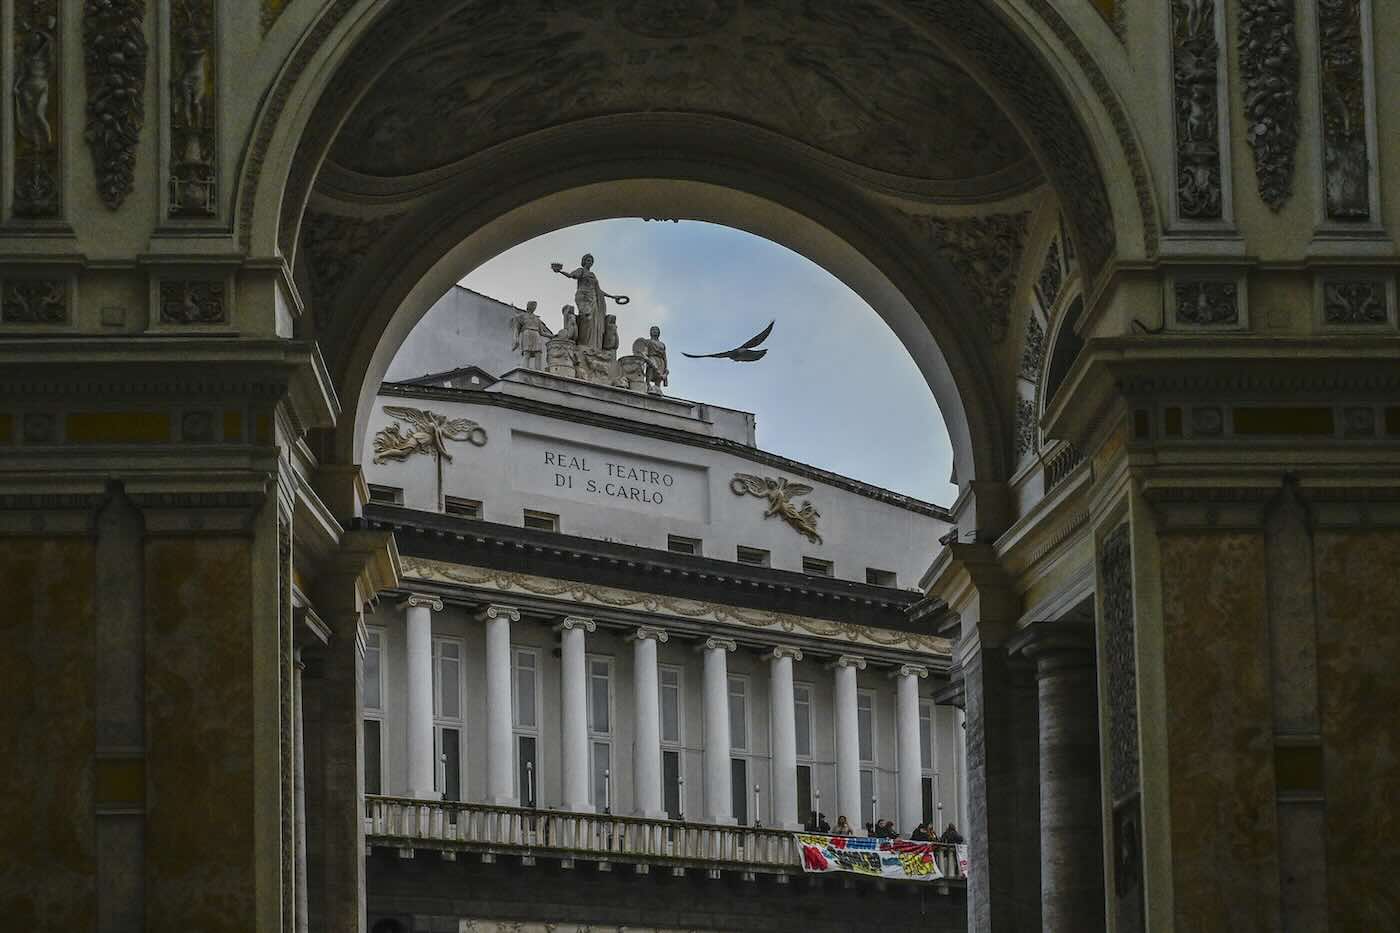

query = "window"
[592,740,612,813]
[367,484,403,505]
[794,683,813,759]
[363,719,383,796]
[362,628,386,796]
[433,637,464,800]
[731,758,749,824]
[518,735,538,808]
[802,556,833,577]
[919,701,934,772]
[728,676,748,751]
[444,495,481,519]
[860,769,877,828]
[865,567,897,587]
[797,764,813,827]
[736,546,770,568]
[523,509,559,532]
[660,666,683,745]
[362,629,384,712]
[512,648,538,729]
[663,749,683,819]
[667,535,702,556]
[587,657,612,736]
[857,690,875,763]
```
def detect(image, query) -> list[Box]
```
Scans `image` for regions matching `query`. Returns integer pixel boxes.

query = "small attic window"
[802,557,833,578]
[866,567,897,587]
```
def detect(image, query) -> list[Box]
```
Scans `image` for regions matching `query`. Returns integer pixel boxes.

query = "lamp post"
[815,787,822,830]
[754,784,761,828]
[604,768,611,814]
[526,760,535,809]
[678,776,685,821]
[934,770,944,830]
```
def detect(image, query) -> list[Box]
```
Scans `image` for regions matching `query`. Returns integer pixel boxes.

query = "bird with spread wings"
[730,472,823,544]
[682,320,775,362]
[373,406,488,464]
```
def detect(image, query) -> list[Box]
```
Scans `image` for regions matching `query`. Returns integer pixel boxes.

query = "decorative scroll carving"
[730,473,822,545]
[1172,0,1224,220]
[300,209,403,300]
[372,406,487,465]
[12,0,61,218]
[84,0,146,210]
[1014,397,1038,460]
[1,279,66,323]
[261,0,289,34]
[1036,238,1063,309]
[1101,524,1139,805]
[1239,0,1299,211]
[913,212,1030,343]
[170,0,217,217]
[1323,280,1388,325]
[1174,280,1239,326]
[1317,0,1371,220]
[1019,315,1045,384]
[159,280,227,324]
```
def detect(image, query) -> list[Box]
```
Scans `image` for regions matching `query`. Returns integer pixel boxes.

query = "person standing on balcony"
[834,815,854,835]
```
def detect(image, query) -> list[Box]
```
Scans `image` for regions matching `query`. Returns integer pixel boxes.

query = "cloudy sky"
[390,219,955,504]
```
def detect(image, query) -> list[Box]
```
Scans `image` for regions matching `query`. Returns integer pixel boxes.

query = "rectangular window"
[518,734,538,808]
[857,690,875,763]
[865,567,897,587]
[367,483,403,505]
[437,726,461,802]
[797,764,813,827]
[523,509,559,532]
[512,648,538,730]
[922,775,935,827]
[444,495,481,519]
[860,768,876,828]
[592,740,612,813]
[660,666,682,745]
[794,683,813,759]
[363,719,383,795]
[802,556,833,577]
[588,657,612,735]
[736,546,770,568]
[663,749,683,819]
[731,758,749,825]
[667,534,702,556]
[728,676,748,752]
[361,629,384,711]
[433,638,462,721]
[919,701,934,772]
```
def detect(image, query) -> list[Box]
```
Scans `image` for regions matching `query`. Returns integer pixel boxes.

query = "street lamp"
[753,783,761,828]
[934,770,944,830]
[603,768,611,814]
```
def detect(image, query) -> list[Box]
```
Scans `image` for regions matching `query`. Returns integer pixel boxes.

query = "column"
[483,604,521,805]
[630,626,668,818]
[831,654,865,831]
[292,650,309,933]
[557,616,596,812]
[768,645,803,830]
[895,664,928,835]
[1014,623,1105,933]
[402,594,443,799]
[701,637,737,824]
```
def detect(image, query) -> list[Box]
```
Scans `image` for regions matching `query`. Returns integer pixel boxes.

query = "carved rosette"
[1239,0,1299,211]
[170,0,218,218]
[1317,0,1371,221]
[1323,280,1388,325]
[159,280,227,324]
[916,212,1030,343]
[12,0,62,219]
[1174,280,1239,326]
[84,0,146,210]
[1171,0,1224,221]
[1,279,67,323]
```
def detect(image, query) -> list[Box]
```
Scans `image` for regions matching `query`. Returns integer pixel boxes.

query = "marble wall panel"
[0,538,96,928]
[1314,530,1400,931]
[145,537,257,931]
[1159,533,1279,932]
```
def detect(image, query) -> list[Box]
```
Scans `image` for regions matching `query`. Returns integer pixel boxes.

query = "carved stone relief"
[1171,0,1224,221]
[1,279,66,323]
[1100,523,1139,806]
[170,0,218,218]
[1036,238,1063,309]
[373,406,487,465]
[1174,280,1239,326]
[12,0,61,219]
[1239,0,1299,211]
[1014,397,1038,461]
[84,0,146,210]
[1317,0,1371,221]
[911,212,1031,343]
[300,210,404,301]
[1019,314,1045,384]
[159,280,227,324]
[730,474,821,545]
[1322,280,1388,325]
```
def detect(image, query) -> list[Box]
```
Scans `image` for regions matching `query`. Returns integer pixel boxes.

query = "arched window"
[1042,296,1085,411]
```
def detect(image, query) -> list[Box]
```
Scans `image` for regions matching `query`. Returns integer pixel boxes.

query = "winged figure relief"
[372,406,488,464]
[730,472,823,545]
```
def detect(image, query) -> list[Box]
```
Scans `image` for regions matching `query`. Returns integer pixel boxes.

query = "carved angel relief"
[730,473,822,545]
[372,406,488,465]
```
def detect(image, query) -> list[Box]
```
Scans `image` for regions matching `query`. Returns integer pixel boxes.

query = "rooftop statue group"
[511,253,670,394]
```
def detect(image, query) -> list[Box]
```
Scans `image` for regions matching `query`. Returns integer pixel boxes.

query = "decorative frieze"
[913,212,1030,343]
[1100,523,1139,805]
[170,0,218,217]
[1171,0,1225,221]
[1015,397,1039,461]
[1174,280,1239,326]
[12,1,62,219]
[1,279,67,323]
[159,280,227,324]
[1317,0,1371,221]
[1019,315,1045,384]
[84,0,147,210]
[1239,0,1299,211]
[1322,279,1388,325]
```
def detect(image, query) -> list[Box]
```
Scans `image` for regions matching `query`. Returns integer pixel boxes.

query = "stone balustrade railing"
[364,796,964,881]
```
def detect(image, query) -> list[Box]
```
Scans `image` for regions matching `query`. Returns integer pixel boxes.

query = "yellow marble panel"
[66,411,171,444]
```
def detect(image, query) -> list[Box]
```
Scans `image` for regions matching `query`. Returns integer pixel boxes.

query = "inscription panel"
[510,431,708,522]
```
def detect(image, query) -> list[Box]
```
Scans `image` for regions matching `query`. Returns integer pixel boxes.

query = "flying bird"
[682,320,774,362]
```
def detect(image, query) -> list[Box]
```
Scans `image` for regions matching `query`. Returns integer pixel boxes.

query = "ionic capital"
[698,636,737,653]
[479,603,521,622]
[828,654,866,671]
[891,664,929,680]
[399,593,444,612]
[556,616,597,634]
[628,626,669,643]
[770,645,804,662]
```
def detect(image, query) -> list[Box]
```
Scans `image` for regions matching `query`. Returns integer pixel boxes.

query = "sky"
[388,219,955,504]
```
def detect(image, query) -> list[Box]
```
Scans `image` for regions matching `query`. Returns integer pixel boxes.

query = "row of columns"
[399,597,935,830]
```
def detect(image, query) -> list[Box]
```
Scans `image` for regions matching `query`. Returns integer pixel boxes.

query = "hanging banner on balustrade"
[794,834,944,881]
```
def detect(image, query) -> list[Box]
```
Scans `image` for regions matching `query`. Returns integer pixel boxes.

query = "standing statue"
[13,11,55,149]
[511,300,548,370]
[559,304,578,342]
[632,325,670,394]
[602,314,620,353]
[550,254,630,351]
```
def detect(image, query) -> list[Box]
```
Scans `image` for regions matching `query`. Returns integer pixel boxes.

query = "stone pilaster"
[629,626,669,819]
[555,616,596,813]
[481,604,521,806]
[830,654,865,831]
[699,636,737,824]
[768,645,804,830]
[400,593,443,800]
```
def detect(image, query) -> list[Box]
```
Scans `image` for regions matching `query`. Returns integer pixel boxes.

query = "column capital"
[827,654,866,671]
[891,664,929,680]
[555,615,597,633]
[628,625,669,643]
[478,603,521,622]
[1007,619,1095,673]
[770,645,804,662]
[399,593,444,612]
[698,636,737,653]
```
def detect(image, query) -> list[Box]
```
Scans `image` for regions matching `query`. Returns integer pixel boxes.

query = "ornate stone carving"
[1322,280,1388,325]
[1317,0,1370,221]
[12,0,61,218]
[616,0,736,38]
[1172,0,1224,220]
[84,0,146,210]
[170,0,218,217]
[159,280,227,324]
[300,209,403,300]
[1019,315,1046,384]
[1239,0,1299,211]
[912,212,1030,343]
[400,594,444,611]
[1174,280,1239,326]
[1190,407,1224,436]
[1014,397,1038,460]
[1,279,66,323]
[1342,407,1376,437]
[1036,238,1063,309]
[372,406,487,465]
[511,301,548,371]
[730,473,822,545]
[1100,524,1139,805]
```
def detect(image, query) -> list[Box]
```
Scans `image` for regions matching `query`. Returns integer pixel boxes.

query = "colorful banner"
[795,833,945,881]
